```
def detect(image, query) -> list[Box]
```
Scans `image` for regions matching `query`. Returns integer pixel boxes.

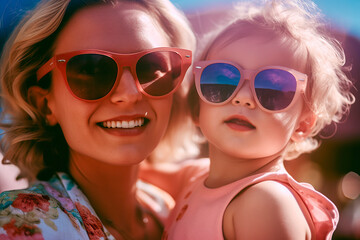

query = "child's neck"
[205,145,285,188]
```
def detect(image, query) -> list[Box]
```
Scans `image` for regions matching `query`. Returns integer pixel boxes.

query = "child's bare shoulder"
[223,180,311,240]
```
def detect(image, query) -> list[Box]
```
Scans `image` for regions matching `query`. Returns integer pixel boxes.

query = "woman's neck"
[68,154,153,239]
[205,144,285,188]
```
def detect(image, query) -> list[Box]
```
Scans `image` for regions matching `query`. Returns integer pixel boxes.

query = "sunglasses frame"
[193,60,308,113]
[37,47,192,101]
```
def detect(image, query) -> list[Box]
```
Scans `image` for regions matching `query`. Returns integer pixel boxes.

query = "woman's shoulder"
[0,175,66,212]
[0,174,88,239]
[0,174,75,212]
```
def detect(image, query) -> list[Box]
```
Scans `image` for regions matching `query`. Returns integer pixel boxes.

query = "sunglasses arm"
[36,57,57,81]
[297,75,314,113]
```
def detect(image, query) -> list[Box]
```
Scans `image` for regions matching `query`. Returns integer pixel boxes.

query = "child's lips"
[224,116,256,130]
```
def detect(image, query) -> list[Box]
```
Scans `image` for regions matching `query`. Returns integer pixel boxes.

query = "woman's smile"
[98,116,150,136]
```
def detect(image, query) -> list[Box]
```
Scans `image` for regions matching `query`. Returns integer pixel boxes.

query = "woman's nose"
[109,68,143,103]
[231,81,256,109]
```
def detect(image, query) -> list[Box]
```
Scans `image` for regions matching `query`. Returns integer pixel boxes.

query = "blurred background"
[1,0,359,239]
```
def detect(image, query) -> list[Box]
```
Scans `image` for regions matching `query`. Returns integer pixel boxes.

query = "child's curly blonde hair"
[188,0,355,160]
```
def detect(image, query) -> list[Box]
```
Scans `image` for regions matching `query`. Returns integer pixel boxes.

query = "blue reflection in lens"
[254,69,296,110]
[200,63,240,103]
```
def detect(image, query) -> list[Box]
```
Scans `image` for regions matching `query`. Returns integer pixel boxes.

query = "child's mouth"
[224,117,255,130]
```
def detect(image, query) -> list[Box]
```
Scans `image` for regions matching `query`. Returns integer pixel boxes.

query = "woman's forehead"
[54,3,169,54]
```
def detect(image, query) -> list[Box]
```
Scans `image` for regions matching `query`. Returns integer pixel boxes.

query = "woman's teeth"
[102,118,145,129]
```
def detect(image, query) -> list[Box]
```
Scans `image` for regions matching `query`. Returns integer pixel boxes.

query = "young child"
[163,0,355,239]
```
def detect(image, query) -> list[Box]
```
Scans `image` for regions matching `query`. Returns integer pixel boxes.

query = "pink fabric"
[164,171,339,240]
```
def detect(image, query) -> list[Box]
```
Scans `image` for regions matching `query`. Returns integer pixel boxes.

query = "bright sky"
[0,0,359,44]
[172,0,360,38]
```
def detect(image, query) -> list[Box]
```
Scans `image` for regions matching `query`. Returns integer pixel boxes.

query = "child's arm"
[139,158,209,200]
[223,180,312,240]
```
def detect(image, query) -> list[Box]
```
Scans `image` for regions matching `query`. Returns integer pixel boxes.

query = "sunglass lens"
[254,69,296,111]
[200,63,240,103]
[136,51,182,96]
[66,54,117,100]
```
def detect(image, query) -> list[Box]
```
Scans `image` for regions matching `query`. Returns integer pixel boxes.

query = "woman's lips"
[224,116,255,131]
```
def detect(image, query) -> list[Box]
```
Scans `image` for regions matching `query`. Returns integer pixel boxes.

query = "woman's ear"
[27,86,58,126]
[291,111,317,142]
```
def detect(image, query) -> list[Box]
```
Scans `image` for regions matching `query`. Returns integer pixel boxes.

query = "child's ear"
[291,110,317,142]
[27,86,58,126]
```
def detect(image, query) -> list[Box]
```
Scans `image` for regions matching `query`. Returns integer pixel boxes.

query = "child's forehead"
[207,30,308,72]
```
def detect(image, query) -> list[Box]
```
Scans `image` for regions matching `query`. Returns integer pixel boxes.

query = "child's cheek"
[271,112,300,138]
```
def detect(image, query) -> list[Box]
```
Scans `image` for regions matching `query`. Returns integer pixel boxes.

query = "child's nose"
[109,68,143,103]
[231,81,256,109]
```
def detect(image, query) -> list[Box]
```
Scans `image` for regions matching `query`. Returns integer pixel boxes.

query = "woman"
[0,0,199,239]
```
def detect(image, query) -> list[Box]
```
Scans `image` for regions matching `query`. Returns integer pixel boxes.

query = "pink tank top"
[163,171,339,240]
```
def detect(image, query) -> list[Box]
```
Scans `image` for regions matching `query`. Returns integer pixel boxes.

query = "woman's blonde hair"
[0,0,196,181]
[188,0,355,160]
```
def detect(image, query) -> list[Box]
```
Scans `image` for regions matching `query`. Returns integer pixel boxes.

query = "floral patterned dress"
[0,173,171,240]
